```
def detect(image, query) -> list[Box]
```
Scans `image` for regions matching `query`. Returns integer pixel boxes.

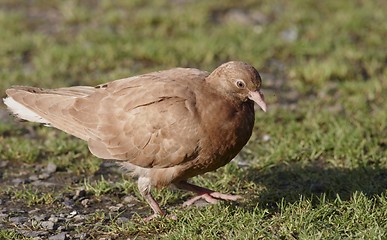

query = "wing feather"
[5,68,207,169]
[73,68,207,168]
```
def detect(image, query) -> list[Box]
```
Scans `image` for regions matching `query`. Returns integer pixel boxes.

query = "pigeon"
[3,61,267,219]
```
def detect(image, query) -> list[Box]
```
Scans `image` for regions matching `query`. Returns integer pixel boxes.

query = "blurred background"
[1,1,385,95]
[0,0,386,238]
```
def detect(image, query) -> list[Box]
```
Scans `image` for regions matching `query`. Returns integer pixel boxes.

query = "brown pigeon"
[3,61,267,219]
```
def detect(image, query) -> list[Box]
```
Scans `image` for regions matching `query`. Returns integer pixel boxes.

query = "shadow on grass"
[243,163,387,211]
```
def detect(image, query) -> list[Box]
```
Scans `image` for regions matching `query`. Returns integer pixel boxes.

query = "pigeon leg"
[137,177,165,220]
[175,181,243,206]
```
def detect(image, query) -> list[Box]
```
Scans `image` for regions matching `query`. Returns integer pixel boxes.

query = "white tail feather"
[3,97,50,124]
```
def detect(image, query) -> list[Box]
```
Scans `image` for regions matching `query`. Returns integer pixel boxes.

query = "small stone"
[31,180,56,187]
[28,208,40,214]
[109,203,123,212]
[81,198,90,207]
[48,216,59,223]
[18,229,49,238]
[236,159,251,168]
[222,9,255,26]
[0,213,8,220]
[57,226,66,232]
[41,220,56,230]
[46,162,57,174]
[74,233,88,240]
[122,195,137,203]
[12,178,30,185]
[38,173,51,180]
[62,200,75,208]
[116,217,129,224]
[29,175,39,181]
[33,214,47,221]
[73,214,86,221]
[48,232,68,240]
[68,210,78,218]
[0,160,8,167]
[126,203,135,208]
[280,27,298,43]
[10,209,26,214]
[262,134,271,142]
[192,199,210,208]
[9,216,28,224]
[28,231,48,239]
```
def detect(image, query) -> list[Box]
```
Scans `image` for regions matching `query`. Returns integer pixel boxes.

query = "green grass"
[0,0,386,239]
[5,186,56,207]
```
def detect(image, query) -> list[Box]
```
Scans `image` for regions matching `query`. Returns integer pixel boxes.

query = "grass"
[4,186,56,207]
[0,0,386,239]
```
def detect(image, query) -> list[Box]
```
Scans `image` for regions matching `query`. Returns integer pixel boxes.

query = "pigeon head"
[207,61,267,112]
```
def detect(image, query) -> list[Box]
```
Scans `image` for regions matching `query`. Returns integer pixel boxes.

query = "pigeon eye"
[235,80,246,89]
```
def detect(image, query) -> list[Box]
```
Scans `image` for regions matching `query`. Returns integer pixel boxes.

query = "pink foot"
[183,192,243,206]
[175,181,243,206]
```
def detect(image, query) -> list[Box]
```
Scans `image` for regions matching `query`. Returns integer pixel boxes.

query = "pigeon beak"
[248,90,267,112]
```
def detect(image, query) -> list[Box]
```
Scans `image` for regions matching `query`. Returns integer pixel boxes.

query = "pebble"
[236,159,251,168]
[33,214,48,221]
[81,198,90,207]
[74,233,88,239]
[73,214,86,221]
[48,232,68,240]
[232,154,251,168]
[28,208,40,214]
[280,27,298,42]
[108,203,124,212]
[122,195,137,203]
[29,175,39,181]
[31,180,57,187]
[18,230,48,238]
[262,134,271,142]
[2,158,142,237]
[9,216,28,224]
[38,172,51,180]
[57,226,67,232]
[62,200,75,208]
[41,220,56,230]
[9,208,26,214]
[12,178,30,185]
[220,9,267,26]
[48,216,59,223]
[68,210,78,218]
[46,162,58,173]
[116,216,129,224]
[0,160,8,167]
[194,200,211,207]
[0,213,8,220]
